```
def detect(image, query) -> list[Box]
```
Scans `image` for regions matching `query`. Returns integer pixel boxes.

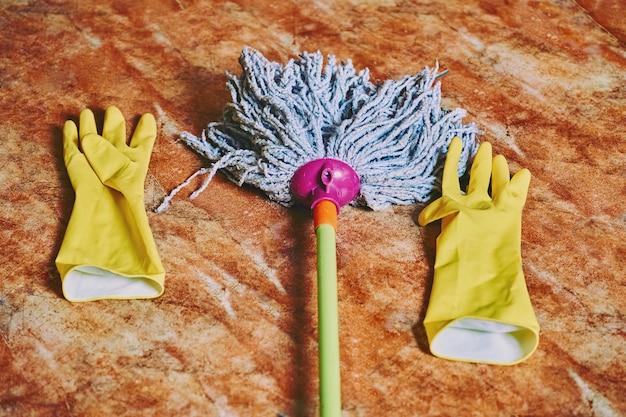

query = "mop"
[158,46,479,416]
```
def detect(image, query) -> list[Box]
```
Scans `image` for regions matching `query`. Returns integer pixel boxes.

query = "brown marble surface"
[1,1,625,416]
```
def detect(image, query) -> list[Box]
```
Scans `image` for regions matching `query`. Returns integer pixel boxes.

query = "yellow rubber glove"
[418,137,539,365]
[56,106,165,302]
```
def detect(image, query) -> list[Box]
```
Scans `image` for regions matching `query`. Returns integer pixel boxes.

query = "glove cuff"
[61,265,164,302]
[424,317,539,365]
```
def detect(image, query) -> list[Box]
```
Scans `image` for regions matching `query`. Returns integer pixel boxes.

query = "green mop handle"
[314,200,341,417]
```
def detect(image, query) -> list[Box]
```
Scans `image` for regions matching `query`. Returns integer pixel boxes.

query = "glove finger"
[78,108,98,139]
[63,120,98,188]
[129,113,157,155]
[63,118,87,173]
[102,106,128,149]
[418,196,462,226]
[467,141,492,195]
[491,154,510,198]
[81,133,129,190]
[62,120,80,163]
[508,168,531,204]
[441,137,463,196]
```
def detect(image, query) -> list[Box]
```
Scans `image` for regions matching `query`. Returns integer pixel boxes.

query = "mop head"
[158,47,480,212]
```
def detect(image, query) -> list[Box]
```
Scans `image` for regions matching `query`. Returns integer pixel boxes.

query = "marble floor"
[1,1,625,416]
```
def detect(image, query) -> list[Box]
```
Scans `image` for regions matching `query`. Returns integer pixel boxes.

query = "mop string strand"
[157,47,479,212]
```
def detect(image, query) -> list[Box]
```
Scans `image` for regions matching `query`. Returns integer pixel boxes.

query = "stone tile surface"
[1,1,625,416]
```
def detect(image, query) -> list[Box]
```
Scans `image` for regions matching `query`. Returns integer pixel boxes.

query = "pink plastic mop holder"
[290,158,361,212]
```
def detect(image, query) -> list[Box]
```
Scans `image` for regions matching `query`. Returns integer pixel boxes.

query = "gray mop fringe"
[157,46,480,212]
